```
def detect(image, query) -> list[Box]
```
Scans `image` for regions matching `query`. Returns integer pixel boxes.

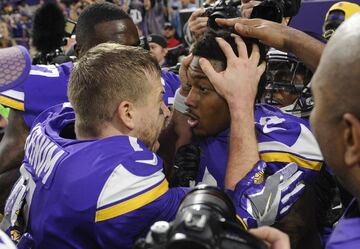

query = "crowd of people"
[0,0,359,249]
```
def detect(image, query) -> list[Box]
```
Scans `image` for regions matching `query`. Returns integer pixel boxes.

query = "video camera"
[134,185,267,249]
[204,0,301,29]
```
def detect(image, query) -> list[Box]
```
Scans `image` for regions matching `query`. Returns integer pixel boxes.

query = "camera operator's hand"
[249,226,291,249]
[240,0,261,18]
[228,161,305,228]
[188,9,209,42]
[215,18,324,71]
[199,35,265,109]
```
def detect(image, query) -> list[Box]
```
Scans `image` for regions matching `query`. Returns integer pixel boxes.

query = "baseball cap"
[147,34,167,48]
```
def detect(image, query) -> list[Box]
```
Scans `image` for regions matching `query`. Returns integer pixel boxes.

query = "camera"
[251,0,301,23]
[134,185,267,249]
[204,0,241,30]
[204,0,301,29]
[251,0,285,23]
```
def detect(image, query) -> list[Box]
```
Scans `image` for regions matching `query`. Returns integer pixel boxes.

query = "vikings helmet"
[323,1,360,40]
[264,48,313,118]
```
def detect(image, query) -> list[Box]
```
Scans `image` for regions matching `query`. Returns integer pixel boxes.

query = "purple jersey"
[18,103,188,248]
[326,199,360,249]
[0,63,180,128]
[0,63,72,128]
[2,103,275,247]
[161,70,180,106]
[196,104,323,188]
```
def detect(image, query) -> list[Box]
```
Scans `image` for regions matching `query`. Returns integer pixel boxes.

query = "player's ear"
[117,101,136,130]
[343,113,360,167]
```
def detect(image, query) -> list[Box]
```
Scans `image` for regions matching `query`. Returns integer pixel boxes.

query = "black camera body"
[204,0,301,29]
[251,0,301,23]
[251,0,285,23]
[204,0,241,30]
[135,185,267,249]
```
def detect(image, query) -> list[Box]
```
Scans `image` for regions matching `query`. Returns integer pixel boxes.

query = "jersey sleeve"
[0,85,25,111]
[94,152,189,249]
[161,71,180,106]
[255,105,323,182]
[0,46,31,112]
[22,64,70,128]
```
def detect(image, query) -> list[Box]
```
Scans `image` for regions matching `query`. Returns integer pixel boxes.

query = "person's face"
[77,19,140,58]
[310,73,346,181]
[144,0,151,10]
[184,56,230,137]
[181,0,190,7]
[149,42,167,65]
[133,72,170,151]
[264,73,305,107]
[94,19,140,47]
[164,27,175,39]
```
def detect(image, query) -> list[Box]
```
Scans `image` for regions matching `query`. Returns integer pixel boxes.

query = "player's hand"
[215,18,295,52]
[249,226,291,249]
[188,9,209,42]
[229,161,305,228]
[199,35,265,109]
[240,0,261,18]
[178,54,193,96]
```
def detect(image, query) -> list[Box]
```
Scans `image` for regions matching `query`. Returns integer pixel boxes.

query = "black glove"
[172,144,201,187]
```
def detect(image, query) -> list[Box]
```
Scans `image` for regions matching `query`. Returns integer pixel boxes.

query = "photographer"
[31,3,71,65]
[248,12,360,249]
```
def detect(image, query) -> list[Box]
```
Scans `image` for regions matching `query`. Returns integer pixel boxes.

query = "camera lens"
[208,12,227,30]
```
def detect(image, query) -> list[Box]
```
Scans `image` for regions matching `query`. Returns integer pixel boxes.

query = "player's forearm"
[225,105,260,190]
[285,29,325,72]
[0,138,25,174]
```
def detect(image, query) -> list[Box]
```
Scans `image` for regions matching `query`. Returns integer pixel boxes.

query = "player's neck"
[76,122,127,140]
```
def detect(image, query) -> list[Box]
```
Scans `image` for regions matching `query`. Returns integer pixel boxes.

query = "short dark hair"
[192,29,266,100]
[68,43,161,137]
[192,29,265,67]
[75,2,132,52]
[32,3,65,53]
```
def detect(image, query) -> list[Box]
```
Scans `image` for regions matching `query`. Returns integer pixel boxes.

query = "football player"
[0,2,180,211]
[0,43,304,248]
[263,49,313,118]
[174,29,326,248]
[249,12,360,249]
[323,1,360,40]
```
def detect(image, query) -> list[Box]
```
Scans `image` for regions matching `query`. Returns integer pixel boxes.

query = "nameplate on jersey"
[24,124,67,187]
